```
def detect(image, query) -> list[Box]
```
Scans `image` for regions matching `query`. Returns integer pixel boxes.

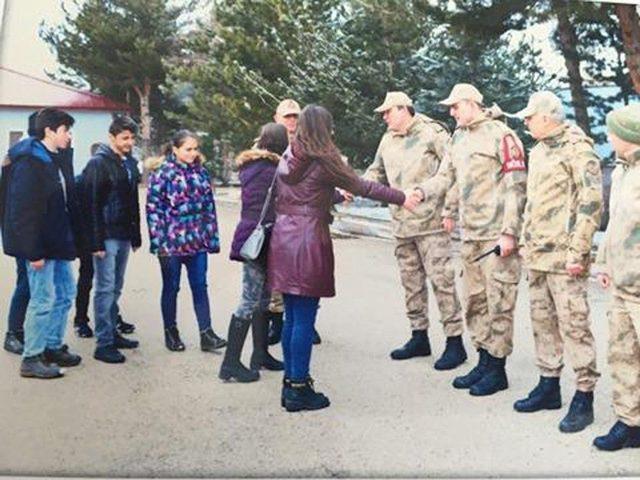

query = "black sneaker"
[94,345,126,364]
[43,344,82,367]
[20,354,64,379]
[116,315,135,334]
[74,322,94,338]
[4,331,24,355]
[114,333,139,349]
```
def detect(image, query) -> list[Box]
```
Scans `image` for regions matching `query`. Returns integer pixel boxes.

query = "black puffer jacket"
[1,138,81,261]
[79,143,141,252]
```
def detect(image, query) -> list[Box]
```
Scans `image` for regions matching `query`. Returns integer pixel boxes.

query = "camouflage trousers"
[528,270,600,392]
[269,291,284,314]
[608,292,640,426]
[460,240,521,358]
[394,233,463,336]
[235,260,271,319]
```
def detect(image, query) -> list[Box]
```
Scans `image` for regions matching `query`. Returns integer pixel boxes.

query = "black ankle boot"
[250,310,284,371]
[200,328,227,352]
[284,377,330,412]
[390,330,431,360]
[219,315,259,383]
[434,335,467,370]
[281,377,291,407]
[594,421,640,451]
[469,352,508,396]
[453,348,488,389]
[559,391,594,433]
[268,311,284,346]
[514,376,561,412]
[164,326,185,352]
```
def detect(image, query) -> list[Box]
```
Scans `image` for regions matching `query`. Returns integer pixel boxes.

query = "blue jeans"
[23,260,76,358]
[93,239,131,348]
[282,294,320,381]
[159,252,212,331]
[8,258,29,333]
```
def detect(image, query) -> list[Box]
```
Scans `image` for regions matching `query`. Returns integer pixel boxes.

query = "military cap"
[514,91,564,119]
[276,99,301,117]
[439,84,483,106]
[374,91,413,113]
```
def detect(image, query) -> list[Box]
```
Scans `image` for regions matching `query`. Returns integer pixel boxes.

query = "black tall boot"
[268,311,284,345]
[250,310,284,371]
[219,315,259,383]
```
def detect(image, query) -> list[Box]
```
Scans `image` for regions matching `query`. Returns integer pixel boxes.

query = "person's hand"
[93,250,106,259]
[442,217,455,234]
[566,262,585,277]
[30,259,45,270]
[338,188,354,203]
[597,273,611,289]
[498,234,516,257]
[403,190,421,212]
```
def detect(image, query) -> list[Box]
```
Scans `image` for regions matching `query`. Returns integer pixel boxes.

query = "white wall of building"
[1,107,114,173]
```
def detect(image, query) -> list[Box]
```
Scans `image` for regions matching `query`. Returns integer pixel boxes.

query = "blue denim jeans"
[159,252,212,331]
[22,260,76,358]
[93,239,131,348]
[282,294,320,381]
[8,258,29,333]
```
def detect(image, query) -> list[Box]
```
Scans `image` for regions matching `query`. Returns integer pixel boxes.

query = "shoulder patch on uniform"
[501,134,526,173]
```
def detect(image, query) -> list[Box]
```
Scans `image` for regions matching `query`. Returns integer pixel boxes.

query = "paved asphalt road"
[0,199,638,478]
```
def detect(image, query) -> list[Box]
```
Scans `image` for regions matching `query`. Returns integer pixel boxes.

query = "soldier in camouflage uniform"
[593,104,640,451]
[512,91,602,434]
[364,91,466,370]
[416,84,527,396]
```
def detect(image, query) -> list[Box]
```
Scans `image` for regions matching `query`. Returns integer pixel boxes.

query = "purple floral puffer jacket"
[146,154,220,256]
[229,149,280,262]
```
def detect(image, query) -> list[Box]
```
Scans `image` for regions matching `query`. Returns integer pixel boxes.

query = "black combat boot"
[200,327,227,352]
[43,344,82,367]
[267,311,284,345]
[593,421,640,451]
[116,315,135,334]
[469,352,508,396]
[94,345,126,364]
[514,376,561,412]
[4,330,24,355]
[434,335,467,370]
[219,315,259,383]
[559,391,594,433]
[74,320,94,338]
[114,332,139,349]
[453,348,489,389]
[20,354,64,378]
[250,310,284,371]
[283,377,330,412]
[164,326,185,352]
[390,330,431,360]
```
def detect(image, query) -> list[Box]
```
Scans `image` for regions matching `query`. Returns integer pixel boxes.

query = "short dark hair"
[33,108,75,140]
[257,123,288,155]
[109,115,138,136]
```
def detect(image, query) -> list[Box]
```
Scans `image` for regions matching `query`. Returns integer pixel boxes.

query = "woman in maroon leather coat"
[268,105,417,412]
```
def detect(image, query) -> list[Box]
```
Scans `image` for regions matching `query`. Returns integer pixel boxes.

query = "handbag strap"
[256,170,278,226]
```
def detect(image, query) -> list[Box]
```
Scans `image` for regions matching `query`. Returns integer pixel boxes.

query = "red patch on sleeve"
[501,134,526,173]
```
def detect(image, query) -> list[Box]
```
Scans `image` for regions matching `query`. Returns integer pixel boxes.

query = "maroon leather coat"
[268,145,406,298]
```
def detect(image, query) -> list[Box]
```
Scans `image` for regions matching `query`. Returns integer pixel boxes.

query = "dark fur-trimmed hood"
[235,149,280,168]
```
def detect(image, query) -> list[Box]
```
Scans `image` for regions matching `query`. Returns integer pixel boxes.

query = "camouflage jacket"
[418,114,527,242]
[522,124,603,273]
[363,114,456,238]
[596,148,640,302]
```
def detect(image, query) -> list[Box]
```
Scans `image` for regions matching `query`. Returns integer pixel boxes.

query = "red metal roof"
[0,66,130,111]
